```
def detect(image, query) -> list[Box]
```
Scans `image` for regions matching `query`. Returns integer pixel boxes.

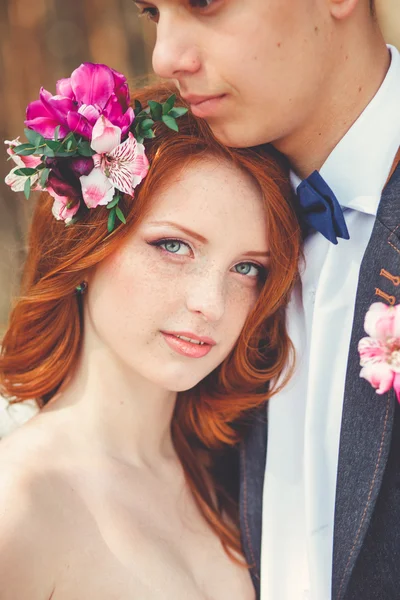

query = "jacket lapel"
[332,159,400,600]
[239,406,267,598]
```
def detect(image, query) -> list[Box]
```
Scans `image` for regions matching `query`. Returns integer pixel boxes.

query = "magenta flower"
[358,302,400,402]
[45,156,94,201]
[25,63,134,141]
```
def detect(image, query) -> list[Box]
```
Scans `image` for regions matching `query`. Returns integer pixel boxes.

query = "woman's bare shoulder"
[0,422,65,599]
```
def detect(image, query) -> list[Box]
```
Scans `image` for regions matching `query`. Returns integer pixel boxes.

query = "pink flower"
[5,138,42,169]
[25,63,134,141]
[80,168,115,209]
[358,302,400,402]
[91,115,122,154]
[48,186,80,224]
[4,138,42,193]
[79,120,149,209]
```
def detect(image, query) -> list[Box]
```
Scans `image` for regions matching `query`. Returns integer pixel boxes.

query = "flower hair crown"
[5,63,187,232]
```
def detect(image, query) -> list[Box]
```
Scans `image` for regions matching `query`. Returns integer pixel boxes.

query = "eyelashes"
[189,0,217,7]
[147,237,267,280]
[136,5,159,22]
[148,238,192,256]
[136,0,221,22]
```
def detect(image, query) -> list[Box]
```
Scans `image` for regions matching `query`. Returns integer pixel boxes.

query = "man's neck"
[274,36,390,179]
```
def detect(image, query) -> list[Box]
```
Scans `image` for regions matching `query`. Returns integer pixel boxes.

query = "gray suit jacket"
[240,158,400,600]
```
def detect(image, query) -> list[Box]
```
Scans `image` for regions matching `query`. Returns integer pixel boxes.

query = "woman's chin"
[156,370,211,394]
[165,377,205,394]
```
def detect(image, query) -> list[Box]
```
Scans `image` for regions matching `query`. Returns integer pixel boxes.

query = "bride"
[0,64,300,599]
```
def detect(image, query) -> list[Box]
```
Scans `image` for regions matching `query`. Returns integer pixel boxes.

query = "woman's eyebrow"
[148,221,270,257]
[147,221,208,243]
[245,250,270,258]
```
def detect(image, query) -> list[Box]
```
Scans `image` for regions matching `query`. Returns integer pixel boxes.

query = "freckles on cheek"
[228,285,259,330]
[104,246,171,297]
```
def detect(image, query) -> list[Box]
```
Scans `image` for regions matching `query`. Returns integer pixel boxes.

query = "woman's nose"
[185,269,225,323]
[152,14,201,80]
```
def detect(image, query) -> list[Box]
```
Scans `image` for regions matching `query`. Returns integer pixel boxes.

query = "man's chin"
[206,119,273,149]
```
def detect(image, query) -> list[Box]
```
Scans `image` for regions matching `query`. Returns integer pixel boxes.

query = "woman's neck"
[44,323,178,468]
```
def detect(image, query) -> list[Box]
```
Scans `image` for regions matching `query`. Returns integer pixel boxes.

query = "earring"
[75,281,88,295]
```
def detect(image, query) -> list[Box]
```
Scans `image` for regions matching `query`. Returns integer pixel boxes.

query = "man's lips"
[181,93,226,106]
[182,94,227,119]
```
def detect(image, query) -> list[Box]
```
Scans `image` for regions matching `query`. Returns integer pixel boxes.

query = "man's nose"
[185,267,225,323]
[152,14,201,80]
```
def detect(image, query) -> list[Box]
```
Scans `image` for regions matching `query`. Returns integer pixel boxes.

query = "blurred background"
[0,0,155,332]
[0,0,399,332]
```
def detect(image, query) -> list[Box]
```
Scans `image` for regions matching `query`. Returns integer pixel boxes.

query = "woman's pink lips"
[161,332,215,359]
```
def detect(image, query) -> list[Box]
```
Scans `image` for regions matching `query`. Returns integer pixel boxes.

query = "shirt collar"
[291,45,400,216]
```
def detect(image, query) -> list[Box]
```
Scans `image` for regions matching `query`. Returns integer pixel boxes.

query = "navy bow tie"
[296,171,350,245]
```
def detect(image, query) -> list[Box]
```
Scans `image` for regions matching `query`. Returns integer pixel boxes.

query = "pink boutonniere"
[358,302,400,403]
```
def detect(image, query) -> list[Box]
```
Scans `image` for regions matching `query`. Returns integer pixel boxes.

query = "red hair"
[0,84,301,559]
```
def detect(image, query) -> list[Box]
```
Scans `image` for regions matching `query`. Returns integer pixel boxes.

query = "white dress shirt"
[260,45,400,600]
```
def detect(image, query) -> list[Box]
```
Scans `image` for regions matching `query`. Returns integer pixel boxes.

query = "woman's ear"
[328,0,364,20]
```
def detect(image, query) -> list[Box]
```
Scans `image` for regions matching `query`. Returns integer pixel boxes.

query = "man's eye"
[189,0,217,8]
[137,5,159,22]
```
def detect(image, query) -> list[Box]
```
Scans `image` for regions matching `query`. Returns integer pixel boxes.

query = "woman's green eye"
[150,238,192,255]
[234,263,261,277]
[163,241,181,253]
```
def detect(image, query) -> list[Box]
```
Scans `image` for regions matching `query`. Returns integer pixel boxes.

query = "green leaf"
[42,146,55,157]
[143,129,156,139]
[54,150,79,158]
[162,94,176,115]
[107,207,116,233]
[13,167,37,176]
[24,128,41,146]
[169,107,188,118]
[24,177,31,200]
[54,125,61,142]
[135,122,144,138]
[106,194,120,210]
[116,206,126,224]
[161,115,178,132]
[78,143,95,157]
[45,140,63,151]
[134,99,143,116]
[148,100,162,121]
[141,118,155,130]
[136,135,144,144]
[40,168,50,188]
[13,144,36,156]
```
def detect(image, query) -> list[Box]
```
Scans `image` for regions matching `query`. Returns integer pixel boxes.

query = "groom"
[138,0,400,598]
